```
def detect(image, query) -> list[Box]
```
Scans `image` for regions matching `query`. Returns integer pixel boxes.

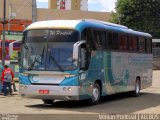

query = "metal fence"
[153,48,160,57]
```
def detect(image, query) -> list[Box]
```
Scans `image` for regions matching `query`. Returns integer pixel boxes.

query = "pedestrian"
[1,65,14,96]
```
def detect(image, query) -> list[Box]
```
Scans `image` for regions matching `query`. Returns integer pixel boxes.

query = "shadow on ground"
[25,92,160,114]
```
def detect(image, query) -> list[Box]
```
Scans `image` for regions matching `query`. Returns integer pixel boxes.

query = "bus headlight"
[62,87,72,91]
[68,87,72,91]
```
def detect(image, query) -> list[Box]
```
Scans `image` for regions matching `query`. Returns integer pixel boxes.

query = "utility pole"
[2,0,7,66]
[32,0,37,23]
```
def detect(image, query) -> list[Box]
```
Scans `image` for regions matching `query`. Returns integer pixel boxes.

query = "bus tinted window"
[93,30,106,50]
[27,30,48,43]
[138,37,146,52]
[107,31,118,50]
[49,29,79,42]
[119,33,128,51]
[146,38,152,53]
[81,28,94,49]
[129,36,138,51]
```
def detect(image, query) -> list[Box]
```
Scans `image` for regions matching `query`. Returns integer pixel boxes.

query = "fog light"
[20,86,24,90]
[20,85,28,90]
[63,87,66,91]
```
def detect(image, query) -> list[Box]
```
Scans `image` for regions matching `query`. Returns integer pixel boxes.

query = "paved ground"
[0,71,160,120]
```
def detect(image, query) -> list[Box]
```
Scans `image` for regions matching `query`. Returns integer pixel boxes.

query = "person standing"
[1,65,14,96]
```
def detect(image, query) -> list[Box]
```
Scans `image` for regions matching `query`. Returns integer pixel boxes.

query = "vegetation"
[110,0,160,38]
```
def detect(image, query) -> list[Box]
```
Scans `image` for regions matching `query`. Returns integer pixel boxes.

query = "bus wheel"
[89,82,100,105]
[42,99,54,104]
[131,78,140,97]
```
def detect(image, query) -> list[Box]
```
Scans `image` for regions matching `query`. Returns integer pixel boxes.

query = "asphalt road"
[0,71,160,120]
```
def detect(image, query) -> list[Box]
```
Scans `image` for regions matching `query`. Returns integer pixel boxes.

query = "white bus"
[18,20,152,105]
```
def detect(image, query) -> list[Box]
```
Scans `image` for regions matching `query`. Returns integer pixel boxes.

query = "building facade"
[48,0,88,11]
[0,0,111,36]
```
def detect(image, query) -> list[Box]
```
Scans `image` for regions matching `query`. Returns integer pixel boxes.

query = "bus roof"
[26,19,152,38]
[26,20,82,30]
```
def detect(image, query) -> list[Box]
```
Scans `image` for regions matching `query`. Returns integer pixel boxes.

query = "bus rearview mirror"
[73,41,86,65]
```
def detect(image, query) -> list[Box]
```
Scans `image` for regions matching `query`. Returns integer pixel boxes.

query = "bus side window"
[129,36,133,51]
[129,35,138,52]
[138,37,145,52]
[113,32,118,50]
[107,31,118,50]
[107,32,113,50]
[93,30,106,50]
[119,33,128,51]
[81,28,93,50]
[146,38,152,53]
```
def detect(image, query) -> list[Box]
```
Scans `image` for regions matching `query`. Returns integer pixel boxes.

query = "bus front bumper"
[19,84,80,100]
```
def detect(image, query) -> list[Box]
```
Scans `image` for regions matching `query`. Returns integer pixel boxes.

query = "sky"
[36,0,117,12]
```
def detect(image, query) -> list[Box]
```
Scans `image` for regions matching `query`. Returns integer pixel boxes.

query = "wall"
[0,0,32,20]
[37,9,111,21]
[0,1,111,28]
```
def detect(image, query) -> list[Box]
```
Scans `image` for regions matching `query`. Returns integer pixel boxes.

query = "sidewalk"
[0,82,19,96]
[152,70,160,87]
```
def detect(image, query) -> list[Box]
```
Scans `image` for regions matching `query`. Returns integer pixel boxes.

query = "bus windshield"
[22,29,79,71]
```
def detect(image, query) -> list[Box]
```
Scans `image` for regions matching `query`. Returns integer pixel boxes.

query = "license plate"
[39,90,49,94]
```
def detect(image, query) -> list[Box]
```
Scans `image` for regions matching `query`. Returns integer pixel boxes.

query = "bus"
[18,19,152,105]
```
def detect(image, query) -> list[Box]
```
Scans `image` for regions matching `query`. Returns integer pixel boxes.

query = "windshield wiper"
[22,36,28,49]
[28,55,41,70]
[40,47,45,64]
[27,48,45,70]
[49,52,64,72]
[24,43,28,49]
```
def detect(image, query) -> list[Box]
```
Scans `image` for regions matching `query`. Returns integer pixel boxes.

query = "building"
[152,39,160,69]
[48,0,88,11]
[0,0,32,40]
[0,0,111,40]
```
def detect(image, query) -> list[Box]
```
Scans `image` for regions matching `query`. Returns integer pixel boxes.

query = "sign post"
[2,0,7,66]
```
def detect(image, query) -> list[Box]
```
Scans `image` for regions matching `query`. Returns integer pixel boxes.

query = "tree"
[110,0,160,38]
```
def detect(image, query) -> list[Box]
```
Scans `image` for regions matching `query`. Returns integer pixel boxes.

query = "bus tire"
[89,82,101,105]
[42,99,54,104]
[131,78,140,97]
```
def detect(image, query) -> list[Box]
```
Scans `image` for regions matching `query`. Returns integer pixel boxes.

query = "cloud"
[36,0,47,2]
[37,0,117,12]
[101,0,117,12]
[88,0,117,12]
[88,0,99,4]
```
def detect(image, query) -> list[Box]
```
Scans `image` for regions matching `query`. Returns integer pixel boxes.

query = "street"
[0,71,160,120]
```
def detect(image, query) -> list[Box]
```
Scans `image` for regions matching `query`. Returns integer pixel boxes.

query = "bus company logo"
[32,76,39,82]
[32,78,39,82]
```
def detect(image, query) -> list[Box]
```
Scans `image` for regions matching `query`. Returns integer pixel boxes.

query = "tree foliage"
[110,0,160,38]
